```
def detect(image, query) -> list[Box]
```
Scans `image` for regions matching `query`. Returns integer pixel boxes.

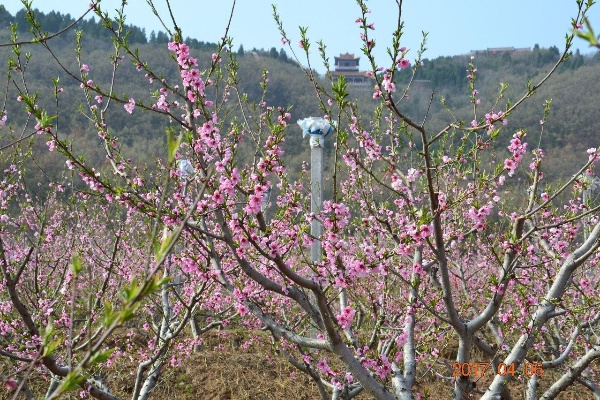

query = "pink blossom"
[587,148,599,163]
[503,131,527,176]
[187,90,196,102]
[499,312,511,323]
[124,98,135,114]
[467,202,493,230]
[155,95,170,111]
[316,358,334,376]
[5,380,17,391]
[167,41,179,51]
[504,159,517,176]
[381,74,395,93]
[372,87,382,99]
[406,168,420,183]
[236,303,249,316]
[212,190,223,204]
[245,193,263,214]
[398,58,410,69]
[336,306,356,329]
[580,278,590,288]
[496,283,506,295]
[375,355,392,378]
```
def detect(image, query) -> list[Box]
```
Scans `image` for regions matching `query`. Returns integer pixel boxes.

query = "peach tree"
[1,0,600,399]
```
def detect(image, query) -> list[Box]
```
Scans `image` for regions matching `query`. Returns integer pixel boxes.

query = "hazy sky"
[2,1,599,73]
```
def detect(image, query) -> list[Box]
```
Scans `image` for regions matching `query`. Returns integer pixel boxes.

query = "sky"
[1,0,599,74]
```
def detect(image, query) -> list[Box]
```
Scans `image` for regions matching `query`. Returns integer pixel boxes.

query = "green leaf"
[36,109,57,129]
[338,129,348,144]
[119,306,138,323]
[90,349,115,365]
[41,320,55,346]
[574,17,599,47]
[121,279,142,302]
[156,227,178,260]
[56,371,86,394]
[103,301,117,326]
[146,273,170,295]
[332,75,349,107]
[166,126,182,163]
[70,253,83,276]
[41,319,62,357]
[42,338,63,357]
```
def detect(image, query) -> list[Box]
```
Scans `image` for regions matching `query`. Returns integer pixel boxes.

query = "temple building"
[329,53,372,86]
[470,47,531,56]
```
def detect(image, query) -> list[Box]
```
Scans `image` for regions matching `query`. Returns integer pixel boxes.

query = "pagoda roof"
[336,53,359,60]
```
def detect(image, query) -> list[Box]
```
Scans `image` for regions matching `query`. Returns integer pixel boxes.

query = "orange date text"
[452,362,544,378]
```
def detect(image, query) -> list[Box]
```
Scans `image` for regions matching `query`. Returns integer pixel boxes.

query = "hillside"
[0,6,599,190]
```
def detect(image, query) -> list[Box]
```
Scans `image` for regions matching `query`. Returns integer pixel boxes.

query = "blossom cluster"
[504,130,528,176]
[467,202,494,231]
[336,306,356,329]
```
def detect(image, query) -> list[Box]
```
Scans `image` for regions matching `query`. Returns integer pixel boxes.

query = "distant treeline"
[397,44,589,90]
[0,6,296,63]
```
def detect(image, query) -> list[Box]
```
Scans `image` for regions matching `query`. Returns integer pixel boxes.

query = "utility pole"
[297,117,333,263]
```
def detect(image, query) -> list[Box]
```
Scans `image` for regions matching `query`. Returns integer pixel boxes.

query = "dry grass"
[1,330,598,399]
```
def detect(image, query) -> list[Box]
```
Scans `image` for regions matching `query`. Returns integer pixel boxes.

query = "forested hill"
[0,6,599,187]
[397,45,600,179]
[0,4,191,47]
